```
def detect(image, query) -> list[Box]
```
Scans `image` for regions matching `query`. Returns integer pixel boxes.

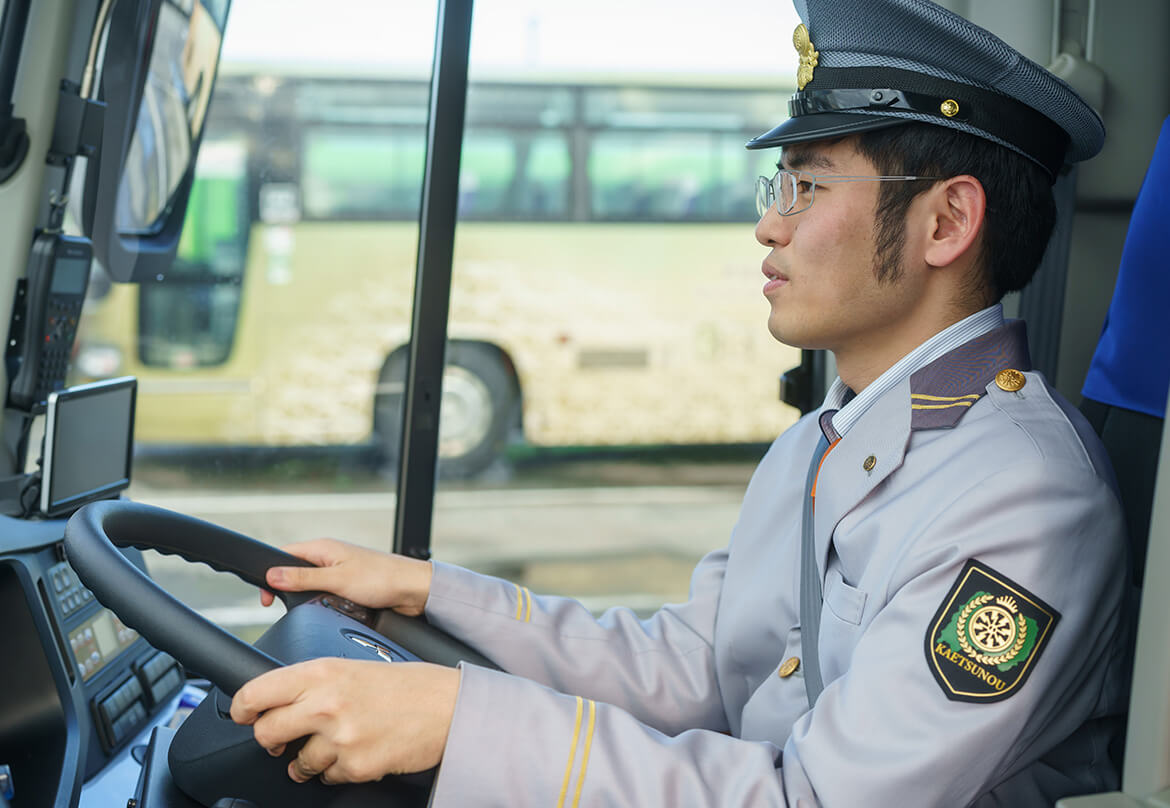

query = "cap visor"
[746,111,908,150]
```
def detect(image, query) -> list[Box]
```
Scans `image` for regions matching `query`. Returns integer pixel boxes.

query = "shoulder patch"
[924,559,1060,703]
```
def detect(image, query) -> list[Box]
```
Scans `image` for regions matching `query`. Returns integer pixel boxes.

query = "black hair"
[853,123,1057,304]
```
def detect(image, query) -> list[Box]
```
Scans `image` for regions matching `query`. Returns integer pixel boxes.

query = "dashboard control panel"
[68,605,138,681]
[91,651,181,751]
[46,558,95,618]
[0,529,189,806]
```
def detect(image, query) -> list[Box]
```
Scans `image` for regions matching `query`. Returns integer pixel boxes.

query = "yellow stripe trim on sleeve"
[556,697,585,808]
[910,393,981,401]
[911,401,976,410]
[523,587,533,622]
[570,700,597,808]
[513,583,524,621]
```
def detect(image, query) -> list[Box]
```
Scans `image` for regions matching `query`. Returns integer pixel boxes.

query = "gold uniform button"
[995,369,1027,392]
[778,657,801,678]
[863,455,877,472]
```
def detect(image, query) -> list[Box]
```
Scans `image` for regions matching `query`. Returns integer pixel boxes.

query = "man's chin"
[767,317,813,350]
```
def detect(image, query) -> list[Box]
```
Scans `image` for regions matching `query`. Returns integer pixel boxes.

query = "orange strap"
[809,438,842,500]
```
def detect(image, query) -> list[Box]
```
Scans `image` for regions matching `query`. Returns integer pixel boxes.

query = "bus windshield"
[77,70,798,461]
[72,0,803,640]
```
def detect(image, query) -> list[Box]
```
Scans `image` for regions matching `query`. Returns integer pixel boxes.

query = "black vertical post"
[393,0,473,559]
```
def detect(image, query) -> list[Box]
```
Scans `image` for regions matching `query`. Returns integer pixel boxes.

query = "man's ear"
[922,175,986,269]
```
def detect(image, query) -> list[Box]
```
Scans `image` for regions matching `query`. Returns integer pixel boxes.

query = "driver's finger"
[259,588,275,607]
[266,561,343,593]
[251,705,318,758]
[231,665,313,726]
[290,736,337,784]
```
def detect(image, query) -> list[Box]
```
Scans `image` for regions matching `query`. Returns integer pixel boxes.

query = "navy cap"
[747,0,1105,178]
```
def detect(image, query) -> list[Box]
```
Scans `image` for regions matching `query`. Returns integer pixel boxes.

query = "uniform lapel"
[811,320,1033,579]
[812,383,911,577]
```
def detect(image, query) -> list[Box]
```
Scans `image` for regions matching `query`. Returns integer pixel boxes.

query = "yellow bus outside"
[74,71,802,476]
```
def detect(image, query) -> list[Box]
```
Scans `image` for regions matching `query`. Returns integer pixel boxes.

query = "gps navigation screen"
[41,377,137,517]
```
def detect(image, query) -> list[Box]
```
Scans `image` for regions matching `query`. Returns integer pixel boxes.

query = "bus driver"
[230,0,1129,804]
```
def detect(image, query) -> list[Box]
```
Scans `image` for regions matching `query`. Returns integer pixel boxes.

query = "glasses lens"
[756,176,771,217]
[778,170,795,214]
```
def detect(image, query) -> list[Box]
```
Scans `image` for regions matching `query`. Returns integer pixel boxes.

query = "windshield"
[73,0,802,643]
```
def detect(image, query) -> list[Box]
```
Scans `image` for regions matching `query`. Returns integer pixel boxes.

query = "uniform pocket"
[824,566,867,626]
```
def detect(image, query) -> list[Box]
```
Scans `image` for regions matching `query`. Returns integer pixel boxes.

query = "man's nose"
[755,204,794,248]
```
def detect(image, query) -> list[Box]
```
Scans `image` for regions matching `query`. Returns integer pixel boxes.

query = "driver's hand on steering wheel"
[259,539,433,617]
[231,657,460,784]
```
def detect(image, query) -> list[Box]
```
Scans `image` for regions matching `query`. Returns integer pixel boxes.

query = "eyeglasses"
[756,169,940,217]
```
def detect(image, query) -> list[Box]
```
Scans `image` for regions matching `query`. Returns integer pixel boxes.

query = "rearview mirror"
[83,0,231,282]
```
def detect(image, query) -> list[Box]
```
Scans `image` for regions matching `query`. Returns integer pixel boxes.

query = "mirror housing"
[83,0,230,283]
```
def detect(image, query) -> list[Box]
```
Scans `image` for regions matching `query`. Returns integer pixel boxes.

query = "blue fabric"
[1082,116,1170,419]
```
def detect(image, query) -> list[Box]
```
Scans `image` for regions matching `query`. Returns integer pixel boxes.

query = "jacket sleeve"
[431,663,783,808]
[424,549,731,736]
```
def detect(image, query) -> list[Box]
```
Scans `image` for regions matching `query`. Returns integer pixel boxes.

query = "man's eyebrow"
[779,147,836,172]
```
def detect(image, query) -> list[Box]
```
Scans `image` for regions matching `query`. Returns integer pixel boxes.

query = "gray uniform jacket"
[424,321,1129,807]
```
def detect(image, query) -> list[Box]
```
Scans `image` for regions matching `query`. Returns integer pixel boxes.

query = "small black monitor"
[41,377,137,518]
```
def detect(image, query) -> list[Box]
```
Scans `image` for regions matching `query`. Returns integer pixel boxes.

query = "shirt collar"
[817,303,1011,441]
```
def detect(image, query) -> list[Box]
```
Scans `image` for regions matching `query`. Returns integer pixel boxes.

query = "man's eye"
[796,181,814,194]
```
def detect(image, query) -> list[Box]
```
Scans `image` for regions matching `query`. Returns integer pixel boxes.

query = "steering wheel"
[64,499,496,808]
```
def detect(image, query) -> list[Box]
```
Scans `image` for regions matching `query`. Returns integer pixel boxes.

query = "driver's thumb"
[267,565,328,592]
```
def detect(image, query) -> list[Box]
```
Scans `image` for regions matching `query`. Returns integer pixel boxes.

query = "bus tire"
[373,342,519,479]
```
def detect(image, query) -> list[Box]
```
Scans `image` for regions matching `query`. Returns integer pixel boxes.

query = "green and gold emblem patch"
[925,559,1059,703]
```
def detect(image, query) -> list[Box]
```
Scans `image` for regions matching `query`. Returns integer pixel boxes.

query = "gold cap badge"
[794,24,819,90]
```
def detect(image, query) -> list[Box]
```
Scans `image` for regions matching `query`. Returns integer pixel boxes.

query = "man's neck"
[835,306,983,393]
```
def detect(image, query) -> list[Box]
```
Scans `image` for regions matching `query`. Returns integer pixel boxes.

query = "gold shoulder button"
[995,369,1027,392]
[778,656,801,678]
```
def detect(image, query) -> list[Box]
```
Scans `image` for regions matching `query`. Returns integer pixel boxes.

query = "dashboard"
[0,515,184,808]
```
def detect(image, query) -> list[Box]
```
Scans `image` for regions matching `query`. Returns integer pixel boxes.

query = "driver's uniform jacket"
[423,314,1129,807]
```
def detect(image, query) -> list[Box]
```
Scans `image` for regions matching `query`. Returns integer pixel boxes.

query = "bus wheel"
[373,342,519,479]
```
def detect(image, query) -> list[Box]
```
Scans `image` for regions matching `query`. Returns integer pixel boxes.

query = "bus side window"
[589,130,722,221]
[724,134,781,220]
[302,129,427,220]
[458,130,571,220]
[137,139,248,369]
[518,134,571,218]
[457,133,517,218]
